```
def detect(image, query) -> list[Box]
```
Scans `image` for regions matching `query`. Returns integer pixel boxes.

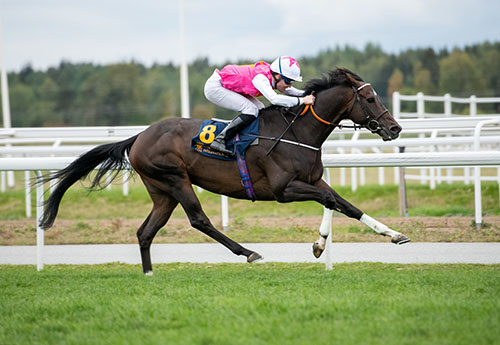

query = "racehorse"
[39,68,410,275]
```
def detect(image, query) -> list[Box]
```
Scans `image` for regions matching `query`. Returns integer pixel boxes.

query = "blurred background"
[1,0,499,126]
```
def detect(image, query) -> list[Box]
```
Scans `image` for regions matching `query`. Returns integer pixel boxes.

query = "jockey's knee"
[204,71,222,102]
[240,104,260,117]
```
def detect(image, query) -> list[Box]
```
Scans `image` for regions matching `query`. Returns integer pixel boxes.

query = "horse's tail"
[39,134,139,229]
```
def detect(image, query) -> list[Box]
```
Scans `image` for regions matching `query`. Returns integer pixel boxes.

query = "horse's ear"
[344,73,357,86]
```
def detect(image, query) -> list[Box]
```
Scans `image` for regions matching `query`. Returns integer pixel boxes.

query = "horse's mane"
[303,68,364,95]
[261,67,364,113]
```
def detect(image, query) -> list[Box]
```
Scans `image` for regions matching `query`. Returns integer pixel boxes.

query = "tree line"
[2,41,500,127]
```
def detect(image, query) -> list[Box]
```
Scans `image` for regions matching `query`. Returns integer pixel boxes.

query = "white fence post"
[340,167,346,186]
[35,170,44,271]
[337,148,346,186]
[392,92,400,119]
[122,170,129,196]
[372,148,385,185]
[474,165,482,229]
[416,93,427,185]
[444,93,452,116]
[106,172,112,191]
[49,172,57,194]
[416,92,424,119]
[6,170,14,188]
[470,95,477,116]
[221,195,229,232]
[25,171,31,218]
[472,118,500,228]
[429,131,438,190]
[1,171,5,192]
[350,134,361,191]
[464,167,471,185]
[498,165,500,209]
[351,167,357,192]
[393,147,399,184]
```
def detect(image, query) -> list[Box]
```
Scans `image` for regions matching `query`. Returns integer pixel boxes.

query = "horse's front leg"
[278,179,410,258]
[311,180,410,258]
[313,207,333,258]
[272,179,339,258]
[358,214,410,244]
[274,179,338,208]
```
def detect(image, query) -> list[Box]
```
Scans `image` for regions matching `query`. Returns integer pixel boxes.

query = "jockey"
[204,56,316,155]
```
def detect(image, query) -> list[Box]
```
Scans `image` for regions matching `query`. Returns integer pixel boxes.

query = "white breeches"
[204,70,264,117]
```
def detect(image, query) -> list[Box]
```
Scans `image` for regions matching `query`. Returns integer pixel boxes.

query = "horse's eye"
[367,98,375,103]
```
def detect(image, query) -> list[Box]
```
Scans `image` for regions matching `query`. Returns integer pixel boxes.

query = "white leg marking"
[145,271,154,276]
[319,208,333,237]
[360,214,399,237]
[316,236,326,250]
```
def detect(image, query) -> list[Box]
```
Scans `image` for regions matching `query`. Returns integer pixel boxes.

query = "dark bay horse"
[40,68,410,275]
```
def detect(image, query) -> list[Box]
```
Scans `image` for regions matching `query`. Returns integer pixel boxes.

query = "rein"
[264,82,390,155]
[300,83,388,132]
[299,104,361,130]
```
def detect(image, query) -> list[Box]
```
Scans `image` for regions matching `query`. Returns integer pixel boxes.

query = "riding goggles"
[280,74,294,85]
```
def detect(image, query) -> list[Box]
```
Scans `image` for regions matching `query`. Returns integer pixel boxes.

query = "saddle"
[191,119,259,201]
[191,119,259,161]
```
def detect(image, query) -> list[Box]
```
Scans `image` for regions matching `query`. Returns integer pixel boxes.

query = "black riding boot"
[210,114,255,155]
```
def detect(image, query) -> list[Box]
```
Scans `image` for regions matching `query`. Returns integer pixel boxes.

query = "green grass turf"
[1,263,499,345]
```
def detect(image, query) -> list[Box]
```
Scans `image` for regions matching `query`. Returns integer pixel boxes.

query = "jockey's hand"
[302,95,315,105]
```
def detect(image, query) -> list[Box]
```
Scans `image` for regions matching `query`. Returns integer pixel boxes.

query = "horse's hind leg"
[137,189,179,275]
[170,181,262,263]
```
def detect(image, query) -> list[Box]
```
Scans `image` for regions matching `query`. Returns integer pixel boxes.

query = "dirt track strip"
[2,216,500,245]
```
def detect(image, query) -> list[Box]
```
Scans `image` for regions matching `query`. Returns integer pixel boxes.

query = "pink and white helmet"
[270,56,303,82]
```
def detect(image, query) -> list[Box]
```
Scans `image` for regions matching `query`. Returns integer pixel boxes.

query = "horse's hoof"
[144,271,154,276]
[247,252,263,263]
[312,241,324,258]
[392,234,411,245]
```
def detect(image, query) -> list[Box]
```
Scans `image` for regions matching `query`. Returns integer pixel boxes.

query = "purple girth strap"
[235,134,256,201]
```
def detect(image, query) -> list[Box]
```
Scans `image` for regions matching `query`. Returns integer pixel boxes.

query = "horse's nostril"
[390,125,402,134]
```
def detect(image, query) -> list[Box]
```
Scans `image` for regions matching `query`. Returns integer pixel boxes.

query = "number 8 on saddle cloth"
[191,119,259,161]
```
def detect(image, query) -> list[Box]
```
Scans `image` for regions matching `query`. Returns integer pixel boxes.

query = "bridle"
[300,83,389,133]
[348,83,389,133]
[263,82,390,155]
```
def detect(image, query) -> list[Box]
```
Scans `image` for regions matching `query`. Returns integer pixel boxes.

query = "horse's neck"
[258,106,330,148]
[309,87,350,144]
[259,87,349,147]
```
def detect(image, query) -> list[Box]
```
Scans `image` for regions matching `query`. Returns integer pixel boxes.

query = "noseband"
[349,83,389,133]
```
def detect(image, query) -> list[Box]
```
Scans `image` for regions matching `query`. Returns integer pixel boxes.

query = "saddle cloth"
[191,118,259,161]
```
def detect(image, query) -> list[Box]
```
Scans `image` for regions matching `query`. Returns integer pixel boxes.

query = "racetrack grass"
[1,263,499,345]
[1,178,500,221]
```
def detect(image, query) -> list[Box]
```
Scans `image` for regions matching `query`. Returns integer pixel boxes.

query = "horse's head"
[343,71,402,141]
